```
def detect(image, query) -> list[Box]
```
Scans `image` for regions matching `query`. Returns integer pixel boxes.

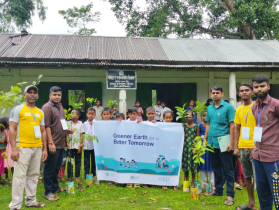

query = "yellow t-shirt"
[9,104,44,148]
[234,102,255,149]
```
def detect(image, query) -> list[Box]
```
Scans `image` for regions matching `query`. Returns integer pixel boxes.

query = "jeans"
[67,149,81,178]
[254,159,279,210]
[43,148,64,195]
[209,148,235,198]
[84,150,96,179]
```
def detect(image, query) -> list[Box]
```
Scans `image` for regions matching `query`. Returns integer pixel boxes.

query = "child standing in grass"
[102,107,114,185]
[142,107,157,189]
[182,111,200,188]
[198,111,214,193]
[83,107,97,183]
[126,107,142,188]
[0,117,7,183]
[2,117,13,184]
[162,110,179,190]
[67,109,84,182]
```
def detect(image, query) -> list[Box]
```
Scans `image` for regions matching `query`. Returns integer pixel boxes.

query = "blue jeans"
[84,150,96,179]
[254,159,279,210]
[43,148,64,195]
[209,148,235,197]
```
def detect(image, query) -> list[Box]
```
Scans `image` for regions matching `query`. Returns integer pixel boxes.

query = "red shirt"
[252,94,279,162]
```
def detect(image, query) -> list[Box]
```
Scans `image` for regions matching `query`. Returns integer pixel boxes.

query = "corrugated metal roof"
[0,33,278,65]
[1,61,278,69]
[159,39,279,63]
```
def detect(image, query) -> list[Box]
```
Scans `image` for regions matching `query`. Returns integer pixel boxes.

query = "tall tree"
[0,14,15,32]
[106,0,279,40]
[0,0,47,31]
[59,2,101,36]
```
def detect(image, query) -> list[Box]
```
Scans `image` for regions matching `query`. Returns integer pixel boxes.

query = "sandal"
[162,186,168,190]
[142,185,148,188]
[126,184,133,188]
[43,194,58,202]
[95,180,100,185]
[173,186,179,190]
[26,202,46,208]
[236,184,243,190]
[108,181,113,185]
[204,192,219,196]
[152,185,157,188]
[235,204,257,210]
[134,184,140,188]
[54,188,67,193]
[224,198,234,206]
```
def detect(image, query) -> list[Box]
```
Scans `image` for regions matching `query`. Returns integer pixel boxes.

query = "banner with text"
[93,121,184,186]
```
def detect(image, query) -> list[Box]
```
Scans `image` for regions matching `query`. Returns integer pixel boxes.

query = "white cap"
[24,85,38,94]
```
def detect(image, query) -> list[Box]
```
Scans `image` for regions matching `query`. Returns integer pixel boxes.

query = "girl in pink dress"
[4,119,13,183]
[0,117,8,182]
[135,100,143,120]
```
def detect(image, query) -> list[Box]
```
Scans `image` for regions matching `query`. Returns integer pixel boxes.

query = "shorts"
[240,148,254,179]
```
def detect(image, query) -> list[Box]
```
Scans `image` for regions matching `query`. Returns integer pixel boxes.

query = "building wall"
[0,67,276,116]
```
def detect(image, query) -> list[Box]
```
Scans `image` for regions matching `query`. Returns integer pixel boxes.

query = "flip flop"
[126,184,133,188]
[54,188,67,193]
[134,184,140,188]
[225,198,234,206]
[235,204,257,210]
[43,194,58,202]
[26,202,46,208]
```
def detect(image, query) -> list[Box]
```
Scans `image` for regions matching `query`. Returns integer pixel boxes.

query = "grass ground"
[0,165,265,210]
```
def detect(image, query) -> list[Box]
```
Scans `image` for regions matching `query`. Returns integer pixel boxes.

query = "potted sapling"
[176,101,214,197]
[191,101,215,195]
[82,134,99,186]
[175,103,189,192]
[191,136,214,196]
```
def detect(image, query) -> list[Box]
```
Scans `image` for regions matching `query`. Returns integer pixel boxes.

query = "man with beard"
[234,82,256,210]
[9,85,47,209]
[204,85,235,206]
[42,86,73,201]
[251,74,279,210]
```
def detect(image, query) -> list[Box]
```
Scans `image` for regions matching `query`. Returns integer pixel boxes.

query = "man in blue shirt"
[204,85,235,206]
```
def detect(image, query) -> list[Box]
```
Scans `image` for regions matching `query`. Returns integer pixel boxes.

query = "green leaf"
[200,158,205,163]
[38,74,43,80]
[32,81,36,86]
[2,107,7,115]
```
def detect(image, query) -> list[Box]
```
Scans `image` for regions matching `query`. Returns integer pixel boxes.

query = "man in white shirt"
[154,99,162,122]
[160,101,171,121]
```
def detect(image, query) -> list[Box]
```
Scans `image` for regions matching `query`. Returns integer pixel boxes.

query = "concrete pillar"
[208,72,214,98]
[119,90,127,118]
[229,72,236,109]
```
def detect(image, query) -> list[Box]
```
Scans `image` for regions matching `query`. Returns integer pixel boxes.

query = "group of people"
[0,74,278,210]
[201,74,278,210]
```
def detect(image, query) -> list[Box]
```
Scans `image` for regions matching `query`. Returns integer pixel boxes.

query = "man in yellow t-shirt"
[9,85,47,209]
[234,82,256,210]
